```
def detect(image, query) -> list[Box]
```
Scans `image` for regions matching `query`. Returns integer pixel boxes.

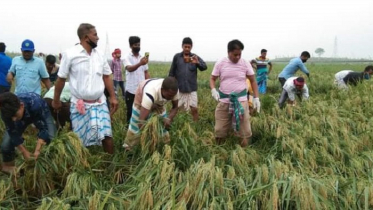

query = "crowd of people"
[0,23,372,175]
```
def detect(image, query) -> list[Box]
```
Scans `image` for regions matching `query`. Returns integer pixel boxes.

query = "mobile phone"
[145,52,149,58]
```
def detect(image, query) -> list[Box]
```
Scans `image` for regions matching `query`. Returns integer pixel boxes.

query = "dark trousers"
[45,98,72,130]
[278,77,287,88]
[125,91,135,125]
[113,80,125,98]
[0,85,10,94]
[278,89,302,109]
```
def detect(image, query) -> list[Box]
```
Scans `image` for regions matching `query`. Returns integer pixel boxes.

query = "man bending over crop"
[334,65,373,89]
[278,77,309,108]
[0,92,56,174]
[123,77,179,150]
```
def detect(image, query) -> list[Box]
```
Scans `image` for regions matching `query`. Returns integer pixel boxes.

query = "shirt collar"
[20,56,35,61]
[179,52,194,57]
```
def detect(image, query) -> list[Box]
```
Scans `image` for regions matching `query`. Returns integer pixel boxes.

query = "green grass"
[1,62,373,209]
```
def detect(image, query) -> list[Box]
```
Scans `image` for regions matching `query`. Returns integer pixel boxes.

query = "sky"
[1,0,372,61]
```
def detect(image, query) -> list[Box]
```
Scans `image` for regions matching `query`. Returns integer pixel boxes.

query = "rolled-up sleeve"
[57,52,70,79]
[197,57,207,71]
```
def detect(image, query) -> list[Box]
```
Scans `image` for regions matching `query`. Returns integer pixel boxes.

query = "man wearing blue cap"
[6,39,51,95]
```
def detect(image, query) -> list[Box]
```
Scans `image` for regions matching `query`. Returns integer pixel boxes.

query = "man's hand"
[253,97,261,113]
[163,118,171,130]
[139,57,149,65]
[109,97,118,117]
[34,139,46,160]
[52,100,62,112]
[191,55,199,64]
[211,88,220,101]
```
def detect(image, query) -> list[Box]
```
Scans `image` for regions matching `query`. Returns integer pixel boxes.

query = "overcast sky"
[1,0,372,61]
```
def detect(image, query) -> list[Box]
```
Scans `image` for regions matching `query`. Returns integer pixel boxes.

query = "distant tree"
[315,48,325,57]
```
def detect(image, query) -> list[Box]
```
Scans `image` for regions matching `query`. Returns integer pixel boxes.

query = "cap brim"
[21,48,34,51]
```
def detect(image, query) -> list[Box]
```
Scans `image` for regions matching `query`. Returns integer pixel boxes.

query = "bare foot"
[240,139,249,147]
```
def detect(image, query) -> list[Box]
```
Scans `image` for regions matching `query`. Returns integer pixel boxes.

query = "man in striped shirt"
[52,23,118,154]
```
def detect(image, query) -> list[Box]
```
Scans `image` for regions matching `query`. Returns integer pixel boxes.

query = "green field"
[1,62,373,209]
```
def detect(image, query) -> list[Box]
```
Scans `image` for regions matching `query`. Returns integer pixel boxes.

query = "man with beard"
[52,23,118,154]
[278,51,311,88]
[123,36,150,125]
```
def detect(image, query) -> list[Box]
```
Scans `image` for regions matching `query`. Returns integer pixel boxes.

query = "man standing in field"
[7,39,51,95]
[124,36,150,125]
[52,23,118,154]
[110,48,125,99]
[0,92,56,174]
[334,65,373,89]
[278,76,309,108]
[278,51,310,88]
[168,37,207,121]
[210,39,260,147]
[45,55,59,84]
[250,49,272,94]
[0,42,12,94]
[123,77,179,150]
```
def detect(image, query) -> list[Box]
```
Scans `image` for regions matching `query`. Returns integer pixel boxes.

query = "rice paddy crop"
[1,62,373,209]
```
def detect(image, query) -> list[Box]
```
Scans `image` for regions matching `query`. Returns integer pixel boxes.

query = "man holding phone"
[123,36,150,125]
[168,37,207,121]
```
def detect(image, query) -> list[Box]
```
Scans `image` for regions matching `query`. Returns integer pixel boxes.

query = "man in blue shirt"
[278,51,310,88]
[0,92,56,174]
[0,42,12,93]
[6,39,51,95]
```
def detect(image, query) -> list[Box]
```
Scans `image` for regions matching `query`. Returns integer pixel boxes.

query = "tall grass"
[1,62,373,209]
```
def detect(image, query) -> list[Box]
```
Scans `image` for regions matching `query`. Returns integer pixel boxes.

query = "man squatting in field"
[334,65,373,89]
[278,51,310,88]
[123,77,179,150]
[278,76,309,108]
[0,92,56,174]
[210,39,260,147]
[168,37,207,121]
[52,23,118,154]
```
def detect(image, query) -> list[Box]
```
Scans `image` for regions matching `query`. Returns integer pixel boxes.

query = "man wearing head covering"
[6,39,51,95]
[278,76,309,108]
[110,48,125,99]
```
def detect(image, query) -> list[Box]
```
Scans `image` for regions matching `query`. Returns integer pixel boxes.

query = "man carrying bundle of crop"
[334,65,373,89]
[210,39,260,147]
[123,77,179,150]
[0,92,56,174]
[278,76,309,108]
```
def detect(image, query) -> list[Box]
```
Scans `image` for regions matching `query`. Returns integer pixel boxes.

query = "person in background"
[45,55,60,84]
[250,49,272,94]
[0,42,12,93]
[334,65,373,89]
[123,36,150,125]
[0,92,56,174]
[110,48,125,99]
[168,37,207,121]
[210,39,260,147]
[278,76,309,108]
[278,51,310,88]
[123,77,179,150]
[6,39,51,95]
[52,23,118,154]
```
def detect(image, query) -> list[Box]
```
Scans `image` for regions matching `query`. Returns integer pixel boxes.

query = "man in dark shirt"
[0,42,12,93]
[168,37,207,121]
[0,92,56,174]
[343,65,373,86]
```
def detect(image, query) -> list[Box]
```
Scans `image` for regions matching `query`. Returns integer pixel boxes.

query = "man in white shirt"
[278,76,309,108]
[52,23,118,154]
[123,77,179,150]
[123,36,150,125]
